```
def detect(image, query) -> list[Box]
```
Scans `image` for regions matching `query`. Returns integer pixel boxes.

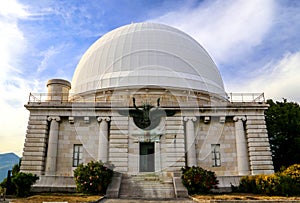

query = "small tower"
[47,79,71,102]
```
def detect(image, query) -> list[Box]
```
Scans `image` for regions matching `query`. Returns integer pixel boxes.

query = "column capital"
[184,116,197,122]
[47,116,61,122]
[233,116,246,122]
[97,116,110,122]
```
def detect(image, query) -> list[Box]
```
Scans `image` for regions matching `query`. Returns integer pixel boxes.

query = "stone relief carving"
[119,97,176,130]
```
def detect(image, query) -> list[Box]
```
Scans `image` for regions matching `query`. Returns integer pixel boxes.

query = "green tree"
[12,160,20,176]
[265,99,300,171]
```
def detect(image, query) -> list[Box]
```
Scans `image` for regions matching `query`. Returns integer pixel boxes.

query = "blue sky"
[1,0,300,156]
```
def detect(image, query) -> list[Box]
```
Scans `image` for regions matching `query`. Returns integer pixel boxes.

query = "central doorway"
[140,142,155,172]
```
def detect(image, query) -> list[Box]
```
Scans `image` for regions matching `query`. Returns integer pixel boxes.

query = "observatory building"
[21,23,274,196]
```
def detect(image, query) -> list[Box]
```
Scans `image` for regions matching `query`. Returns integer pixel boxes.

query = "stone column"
[184,116,197,167]
[45,116,60,176]
[233,116,250,175]
[97,117,110,163]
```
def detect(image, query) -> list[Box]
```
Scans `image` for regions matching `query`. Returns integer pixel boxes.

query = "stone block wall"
[124,115,185,174]
[109,116,129,173]
[21,115,48,175]
[72,117,99,164]
[56,117,75,176]
[21,98,274,183]
[195,117,238,176]
[163,116,185,171]
[246,115,274,175]
[55,117,96,176]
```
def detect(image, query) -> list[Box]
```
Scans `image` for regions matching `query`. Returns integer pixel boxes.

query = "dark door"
[140,142,155,172]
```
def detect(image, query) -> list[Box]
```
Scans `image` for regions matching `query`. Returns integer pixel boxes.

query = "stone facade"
[20,80,274,191]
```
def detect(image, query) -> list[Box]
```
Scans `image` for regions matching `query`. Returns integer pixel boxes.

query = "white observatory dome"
[71,22,225,96]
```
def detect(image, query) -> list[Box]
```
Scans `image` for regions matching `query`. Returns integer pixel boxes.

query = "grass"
[9,193,300,202]
[192,193,300,200]
[10,193,102,203]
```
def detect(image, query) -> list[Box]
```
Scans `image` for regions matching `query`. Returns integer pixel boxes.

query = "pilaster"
[97,117,110,163]
[45,116,61,176]
[233,116,250,176]
[184,116,197,167]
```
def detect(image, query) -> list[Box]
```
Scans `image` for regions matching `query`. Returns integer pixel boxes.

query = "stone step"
[119,191,175,199]
[119,183,174,191]
[122,179,171,185]
[119,174,175,199]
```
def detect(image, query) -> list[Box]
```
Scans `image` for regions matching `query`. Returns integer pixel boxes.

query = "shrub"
[11,172,39,197]
[237,164,300,196]
[281,164,300,184]
[181,166,219,194]
[0,163,21,195]
[274,173,300,196]
[238,175,259,194]
[73,161,114,195]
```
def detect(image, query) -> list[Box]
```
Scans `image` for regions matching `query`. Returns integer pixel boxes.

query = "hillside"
[0,153,20,182]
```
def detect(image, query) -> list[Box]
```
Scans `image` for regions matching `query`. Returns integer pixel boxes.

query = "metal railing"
[228,93,265,103]
[27,92,265,104]
[28,93,70,103]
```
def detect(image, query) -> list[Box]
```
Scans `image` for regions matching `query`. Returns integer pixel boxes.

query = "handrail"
[228,93,265,103]
[27,92,265,104]
[28,93,42,103]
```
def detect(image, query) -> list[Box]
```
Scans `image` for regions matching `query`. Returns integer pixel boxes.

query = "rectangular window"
[73,144,83,167]
[211,144,221,167]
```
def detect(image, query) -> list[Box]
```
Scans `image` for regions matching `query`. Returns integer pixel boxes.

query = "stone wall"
[246,115,274,175]
[195,117,238,176]
[163,116,185,171]
[109,116,129,173]
[21,95,274,180]
[21,115,48,175]
[55,117,99,176]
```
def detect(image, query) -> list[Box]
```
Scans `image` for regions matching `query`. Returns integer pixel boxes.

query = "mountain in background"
[0,153,20,182]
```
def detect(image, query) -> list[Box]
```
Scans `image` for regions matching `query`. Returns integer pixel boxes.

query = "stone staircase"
[119,173,175,199]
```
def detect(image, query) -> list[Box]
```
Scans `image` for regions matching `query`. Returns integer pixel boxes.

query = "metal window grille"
[73,144,83,167]
[211,144,221,167]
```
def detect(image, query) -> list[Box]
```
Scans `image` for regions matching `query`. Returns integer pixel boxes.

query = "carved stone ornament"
[233,116,247,122]
[118,97,176,130]
[47,116,61,122]
[97,117,111,122]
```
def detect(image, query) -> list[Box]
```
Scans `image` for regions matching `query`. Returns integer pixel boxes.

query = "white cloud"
[0,16,27,79]
[150,0,300,103]
[0,0,32,156]
[225,51,300,102]
[150,0,275,65]
[245,51,300,102]
[0,1,72,156]
[37,46,61,73]
[0,0,28,18]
